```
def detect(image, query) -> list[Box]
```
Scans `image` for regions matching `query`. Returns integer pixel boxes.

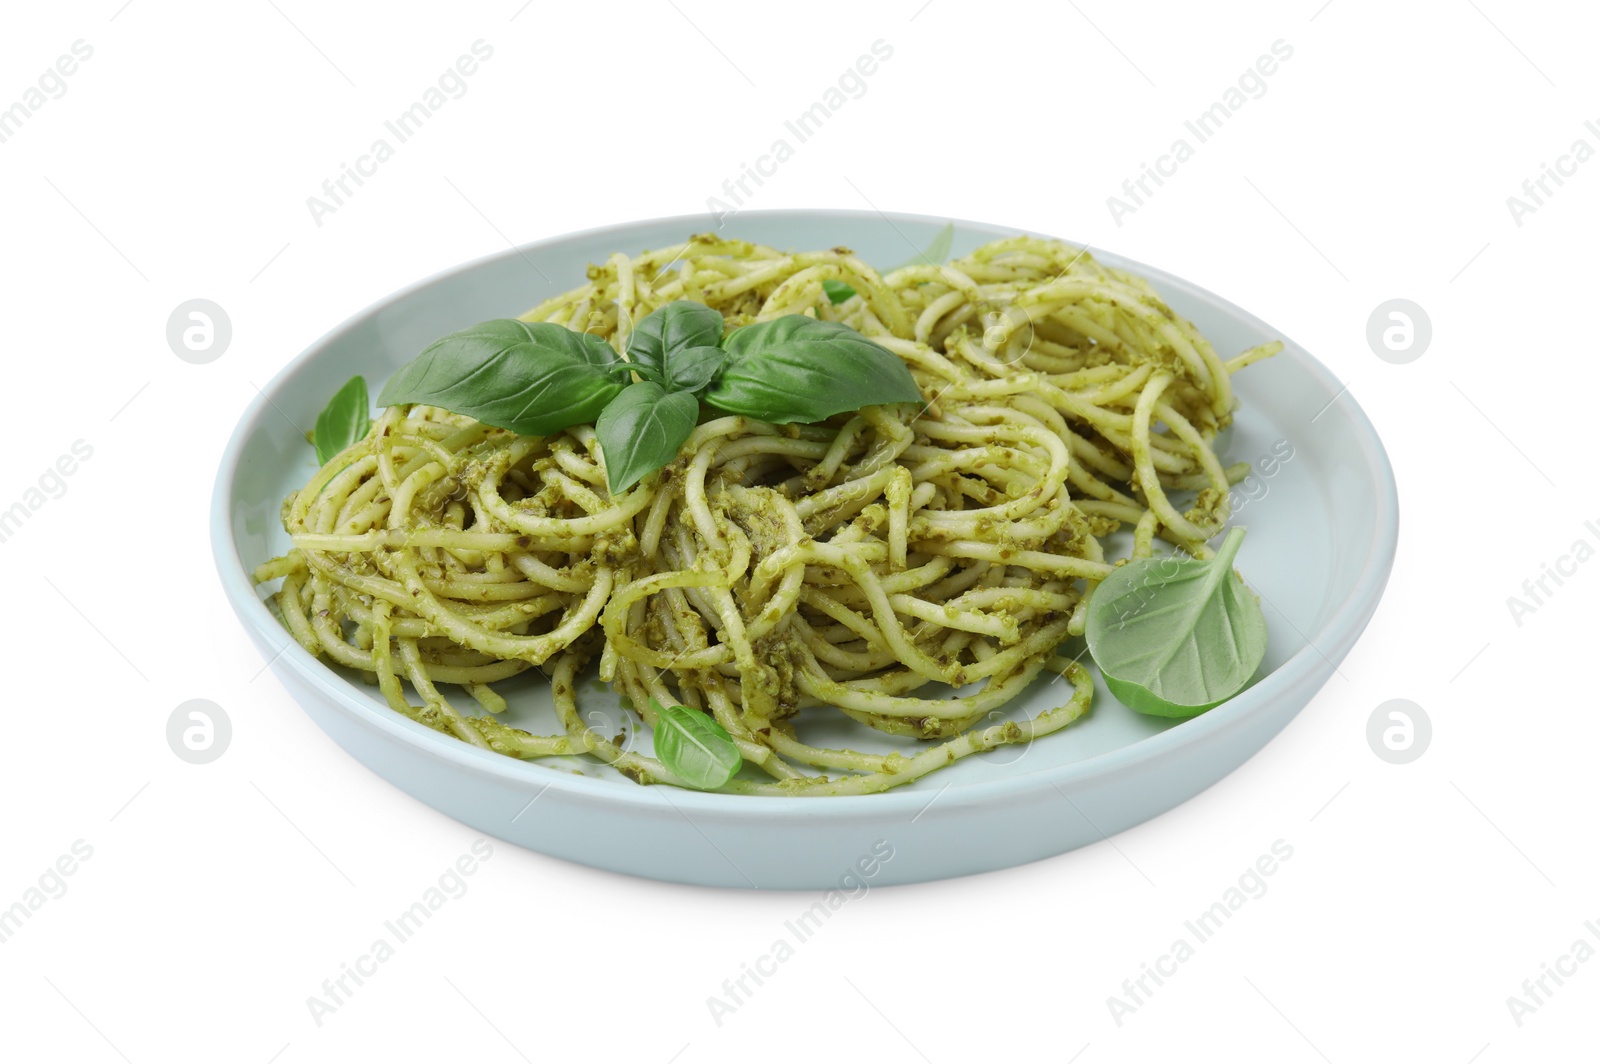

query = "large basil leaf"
[376,319,627,436]
[313,375,370,465]
[594,381,700,493]
[705,316,923,424]
[1084,527,1267,718]
[626,301,726,388]
[650,697,741,790]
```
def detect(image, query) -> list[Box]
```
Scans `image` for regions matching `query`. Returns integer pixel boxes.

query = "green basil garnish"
[650,697,741,790]
[594,381,700,493]
[706,316,922,424]
[313,375,371,465]
[376,303,925,494]
[1084,527,1268,717]
[625,300,725,386]
[376,319,628,436]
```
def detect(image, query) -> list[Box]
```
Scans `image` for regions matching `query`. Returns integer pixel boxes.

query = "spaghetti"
[255,234,1279,795]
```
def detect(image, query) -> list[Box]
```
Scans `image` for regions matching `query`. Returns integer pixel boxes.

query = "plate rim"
[211,206,1399,820]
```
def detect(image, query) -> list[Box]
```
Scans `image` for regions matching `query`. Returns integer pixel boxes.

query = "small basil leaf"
[376,319,625,436]
[705,316,923,424]
[650,697,741,790]
[630,363,666,386]
[664,345,726,394]
[821,279,857,304]
[595,381,700,493]
[313,376,371,465]
[627,301,726,386]
[886,221,955,272]
[1084,527,1267,718]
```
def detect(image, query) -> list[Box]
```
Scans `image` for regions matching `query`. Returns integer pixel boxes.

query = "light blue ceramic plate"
[212,210,1397,889]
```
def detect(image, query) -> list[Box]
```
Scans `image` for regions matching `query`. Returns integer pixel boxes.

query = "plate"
[212,209,1398,889]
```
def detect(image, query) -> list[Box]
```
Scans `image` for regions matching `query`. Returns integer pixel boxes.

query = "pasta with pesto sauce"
[254,234,1279,795]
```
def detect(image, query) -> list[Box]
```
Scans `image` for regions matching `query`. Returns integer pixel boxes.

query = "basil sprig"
[377,319,629,436]
[707,316,921,424]
[650,697,742,790]
[375,301,923,494]
[624,301,725,389]
[314,375,371,464]
[1084,527,1268,718]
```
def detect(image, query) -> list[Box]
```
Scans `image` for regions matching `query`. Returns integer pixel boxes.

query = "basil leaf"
[595,381,700,493]
[627,301,726,388]
[705,316,923,424]
[664,345,726,394]
[313,376,370,465]
[1084,527,1268,718]
[886,221,954,272]
[377,319,626,436]
[650,697,741,790]
[821,279,857,304]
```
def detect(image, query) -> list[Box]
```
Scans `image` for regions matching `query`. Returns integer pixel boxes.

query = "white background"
[1,1,1593,1060]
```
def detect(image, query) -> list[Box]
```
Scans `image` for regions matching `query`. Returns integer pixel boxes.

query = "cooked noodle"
[255,234,1279,795]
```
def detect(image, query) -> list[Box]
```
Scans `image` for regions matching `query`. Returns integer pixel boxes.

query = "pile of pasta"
[257,234,1278,794]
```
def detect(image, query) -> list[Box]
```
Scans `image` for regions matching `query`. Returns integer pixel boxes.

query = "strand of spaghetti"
[1130,371,1211,544]
[1155,398,1231,494]
[600,568,732,671]
[476,455,653,538]
[275,570,319,653]
[395,638,491,748]
[1225,340,1284,373]
[724,662,1093,796]
[385,551,613,664]
[922,541,1113,579]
